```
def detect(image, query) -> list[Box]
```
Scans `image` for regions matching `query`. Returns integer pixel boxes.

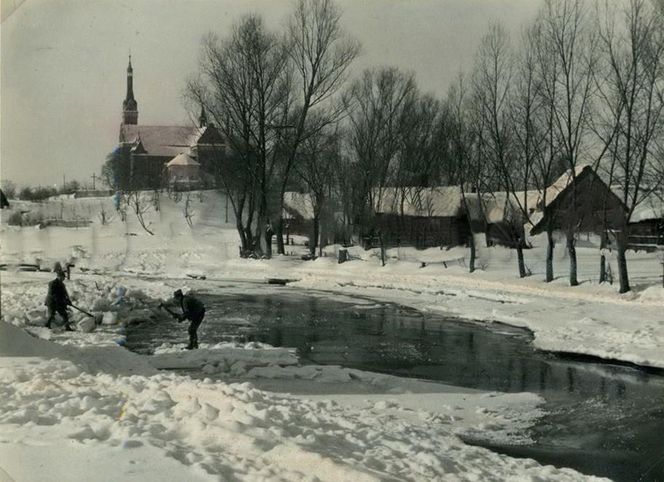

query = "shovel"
[71,304,103,324]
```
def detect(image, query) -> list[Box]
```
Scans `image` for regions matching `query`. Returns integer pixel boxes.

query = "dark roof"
[120,125,201,157]
[119,124,225,158]
[530,165,627,235]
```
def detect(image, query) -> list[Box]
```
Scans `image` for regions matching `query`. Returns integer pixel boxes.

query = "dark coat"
[179,295,205,322]
[45,278,71,308]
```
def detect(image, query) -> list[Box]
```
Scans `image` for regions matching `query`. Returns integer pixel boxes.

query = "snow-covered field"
[1,192,661,480]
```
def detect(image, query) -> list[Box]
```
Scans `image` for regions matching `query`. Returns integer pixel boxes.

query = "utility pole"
[91,173,97,190]
[63,174,66,191]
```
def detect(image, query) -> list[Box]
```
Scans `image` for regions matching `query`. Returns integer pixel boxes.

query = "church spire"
[198,105,208,128]
[122,55,138,125]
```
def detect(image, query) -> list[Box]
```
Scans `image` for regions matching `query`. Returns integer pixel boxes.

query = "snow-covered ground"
[1,192,661,480]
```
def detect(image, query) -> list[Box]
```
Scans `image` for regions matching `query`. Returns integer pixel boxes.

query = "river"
[125,284,664,481]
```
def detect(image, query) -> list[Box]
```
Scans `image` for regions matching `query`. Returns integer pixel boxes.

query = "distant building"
[117,56,225,190]
[166,153,202,190]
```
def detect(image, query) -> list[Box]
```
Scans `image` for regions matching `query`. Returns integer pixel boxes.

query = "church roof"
[120,124,224,157]
[120,125,202,157]
[166,152,200,167]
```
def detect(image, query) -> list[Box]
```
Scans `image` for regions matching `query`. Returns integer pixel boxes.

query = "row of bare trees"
[185,0,662,293]
[444,0,664,293]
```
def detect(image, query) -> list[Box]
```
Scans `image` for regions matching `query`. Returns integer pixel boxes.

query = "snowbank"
[0,322,606,481]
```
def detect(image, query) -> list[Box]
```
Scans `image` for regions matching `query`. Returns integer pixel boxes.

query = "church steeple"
[122,55,138,125]
[198,106,208,128]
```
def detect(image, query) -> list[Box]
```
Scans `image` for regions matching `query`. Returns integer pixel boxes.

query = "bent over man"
[171,289,206,350]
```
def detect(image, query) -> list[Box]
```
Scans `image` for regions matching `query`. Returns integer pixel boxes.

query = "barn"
[530,165,627,237]
[372,186,470,249]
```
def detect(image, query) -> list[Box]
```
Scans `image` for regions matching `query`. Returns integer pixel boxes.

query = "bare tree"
[123,191,154,235]
[343,67,418,265]
[394,94,447,219]
[445,73,487,273]
[532,0,598,286]
[295,122,340,256]
[188,15,292,257]
[471,23,537,278]
[272,0,360,255]
[595,0,664,292]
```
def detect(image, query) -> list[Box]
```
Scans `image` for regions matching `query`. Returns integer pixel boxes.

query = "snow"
[2,192,660,480]
[0,319,604,481]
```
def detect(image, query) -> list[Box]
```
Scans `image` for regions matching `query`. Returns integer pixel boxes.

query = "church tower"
[122,55,138,125]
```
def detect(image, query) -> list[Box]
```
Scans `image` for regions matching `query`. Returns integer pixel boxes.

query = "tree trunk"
[236,221,248,254]
[616,230,630,293]
[311,215,320,257]
[545,228,555,282]
[599,254,607,284]
[566,232,578,287]
[516,245,526,278]
[276,218,285,255]
[244,226,254,255]
[468,233,476,273]
[379,232,386,267]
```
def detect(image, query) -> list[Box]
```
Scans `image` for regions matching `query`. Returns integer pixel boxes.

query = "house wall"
[374,214,469,249]
[628,219,664,249]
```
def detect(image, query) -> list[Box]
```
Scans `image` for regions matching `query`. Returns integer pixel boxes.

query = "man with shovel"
[160,289,206,350]
[45,268,74,331]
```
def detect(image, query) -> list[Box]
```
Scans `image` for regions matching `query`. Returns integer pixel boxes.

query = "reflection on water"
[126,288,664,482]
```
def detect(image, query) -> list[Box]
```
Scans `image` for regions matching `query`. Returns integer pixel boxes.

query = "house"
[282,192,315,240]
[627,191,664,249]
[372,186,470,248]
[165,153,202,190]
[530,165,627,238]
[117,57,225,190]
[466,190,541,248]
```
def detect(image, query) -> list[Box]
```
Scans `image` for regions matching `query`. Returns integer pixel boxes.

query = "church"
[117,56,225,190]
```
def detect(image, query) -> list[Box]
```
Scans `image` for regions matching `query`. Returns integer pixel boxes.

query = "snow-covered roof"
[283,192,315,220]
[374,186,463,218]
[485,191,541,223]
[120,125,202,158]
[542,164,592,207]
[166,153,200,167]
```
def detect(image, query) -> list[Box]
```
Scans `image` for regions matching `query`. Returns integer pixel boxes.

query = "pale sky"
[1,0,540,187]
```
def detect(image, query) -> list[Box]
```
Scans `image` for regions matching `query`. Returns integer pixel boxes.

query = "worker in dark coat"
[45,269,73,331]
[172,289,206,350]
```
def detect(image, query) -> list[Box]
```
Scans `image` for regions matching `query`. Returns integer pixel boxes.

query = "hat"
[53,262,64,274]
[173,289,183,298]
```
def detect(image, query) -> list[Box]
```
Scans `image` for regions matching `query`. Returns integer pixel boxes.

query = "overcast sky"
[1,0,540,187]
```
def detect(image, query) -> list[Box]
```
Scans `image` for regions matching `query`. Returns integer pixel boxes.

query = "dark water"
[126,287,664,482]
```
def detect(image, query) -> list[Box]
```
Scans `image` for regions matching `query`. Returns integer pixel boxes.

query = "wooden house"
[628,191,664,250]
[530,165,627,237]
[372,186,470,248]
